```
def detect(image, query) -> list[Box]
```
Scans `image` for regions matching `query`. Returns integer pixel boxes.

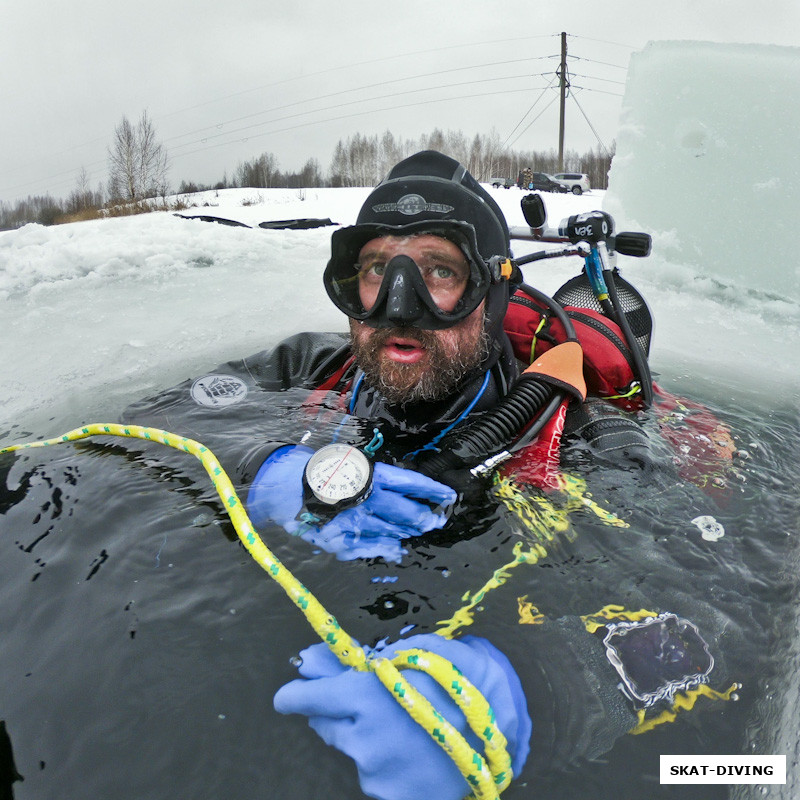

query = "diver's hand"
[274,633,531,800]
[246,446,456,562]
[246,444,313,529]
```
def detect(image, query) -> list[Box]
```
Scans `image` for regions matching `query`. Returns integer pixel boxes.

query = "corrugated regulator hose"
[415,375,554,477]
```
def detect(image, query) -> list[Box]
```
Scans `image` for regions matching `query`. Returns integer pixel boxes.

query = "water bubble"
[441,569,451,578]
[289,655,303,668]
[691,515,725,541]
[383,600,395,609]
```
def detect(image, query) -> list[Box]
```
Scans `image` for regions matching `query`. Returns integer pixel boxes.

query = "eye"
[432,265,455,280]
[357,261,386,278]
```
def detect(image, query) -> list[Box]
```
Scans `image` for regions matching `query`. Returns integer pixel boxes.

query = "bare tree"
[137,111,170,198]
[108,116,137,201]
[107,111,169,202]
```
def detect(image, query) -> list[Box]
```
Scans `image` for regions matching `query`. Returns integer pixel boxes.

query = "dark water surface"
[0,380,798,800]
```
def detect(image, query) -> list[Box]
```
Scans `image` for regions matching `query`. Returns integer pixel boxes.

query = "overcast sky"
[2,0,798,204]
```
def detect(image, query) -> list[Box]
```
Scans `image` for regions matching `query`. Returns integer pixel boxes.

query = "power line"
[570,55,629,71]
[2,32,629,201]
[172,86,540,163]
[506,95,560,151]
[570,34,639,50]
[165,56,557,146]
[506,32,629,163]
[570,84,625,98]
[2,55,561,195]
[1,76,553,199]
[568,72,627,86]
[502,75,559,148]
[569,91,612,156]
[169,74,549,157]
[158,35,558,122]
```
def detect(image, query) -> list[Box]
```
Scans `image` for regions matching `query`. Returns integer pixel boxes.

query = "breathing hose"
[414,375,555,478]
[604,268,654,408]
[414,283,578,479]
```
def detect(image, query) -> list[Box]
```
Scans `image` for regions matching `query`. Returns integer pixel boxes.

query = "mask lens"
[325,221,493,328]
[356,250,471,313]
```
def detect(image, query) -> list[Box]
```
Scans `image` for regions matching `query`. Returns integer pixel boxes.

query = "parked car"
[490,177,514,188]
[524,172,569,193]
[552,172,591,195]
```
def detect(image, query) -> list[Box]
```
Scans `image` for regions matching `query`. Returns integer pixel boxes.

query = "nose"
[384,255,425,325]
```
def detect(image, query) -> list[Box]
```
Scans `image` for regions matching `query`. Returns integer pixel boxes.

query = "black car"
[522,172,569,193]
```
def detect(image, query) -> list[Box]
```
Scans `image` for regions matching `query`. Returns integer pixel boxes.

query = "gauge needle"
[321,447,354,490]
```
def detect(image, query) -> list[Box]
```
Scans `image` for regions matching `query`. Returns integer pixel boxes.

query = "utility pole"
[557,31,568,172]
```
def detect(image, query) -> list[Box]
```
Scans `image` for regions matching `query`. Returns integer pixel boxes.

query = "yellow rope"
[435,474,628,639]
[437,541,547,639]
[580,604,659,634]
[629,683,740,734]
[1,423,510,800]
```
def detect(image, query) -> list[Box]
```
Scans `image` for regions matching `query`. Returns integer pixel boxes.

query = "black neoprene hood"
[324,150,519,338]
[354,150,510,262]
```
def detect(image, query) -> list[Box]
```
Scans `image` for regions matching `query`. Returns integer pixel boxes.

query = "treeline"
[327,129,614,191]
[0,128,613,230]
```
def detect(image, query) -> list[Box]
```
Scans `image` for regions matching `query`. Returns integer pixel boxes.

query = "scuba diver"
[118,151,746,800]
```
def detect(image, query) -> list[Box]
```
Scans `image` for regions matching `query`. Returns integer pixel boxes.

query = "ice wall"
[603,41,800,400]
[606,41,800,302]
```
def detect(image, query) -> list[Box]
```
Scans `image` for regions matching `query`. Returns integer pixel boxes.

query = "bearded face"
[346,233,491,404]
[351,309,492,411]
[348,314,489,405]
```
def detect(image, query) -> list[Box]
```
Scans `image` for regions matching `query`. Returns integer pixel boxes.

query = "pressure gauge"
[302,443,374,519]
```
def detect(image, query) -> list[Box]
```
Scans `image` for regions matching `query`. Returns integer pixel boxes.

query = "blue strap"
[403,369,492,460]
[346,366,491,461]
[348,371,366,414]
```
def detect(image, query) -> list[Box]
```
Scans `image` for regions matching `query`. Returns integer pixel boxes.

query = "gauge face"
[305,444,373,506]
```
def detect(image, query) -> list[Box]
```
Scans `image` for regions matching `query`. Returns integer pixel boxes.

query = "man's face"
[349,234,488,405]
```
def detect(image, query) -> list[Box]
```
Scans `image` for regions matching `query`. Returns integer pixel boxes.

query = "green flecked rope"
[1,423,512,799]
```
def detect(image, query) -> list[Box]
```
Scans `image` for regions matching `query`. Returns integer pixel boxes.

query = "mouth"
[382,335,427,364]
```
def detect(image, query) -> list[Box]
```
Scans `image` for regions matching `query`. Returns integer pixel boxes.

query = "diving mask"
[324,221,514,330]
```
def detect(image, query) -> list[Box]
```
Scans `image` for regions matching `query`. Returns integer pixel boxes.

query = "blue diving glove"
[273,633,531,800]
[246,445,457,563]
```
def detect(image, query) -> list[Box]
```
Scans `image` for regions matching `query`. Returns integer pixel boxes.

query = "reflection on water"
[0,382,798,800]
